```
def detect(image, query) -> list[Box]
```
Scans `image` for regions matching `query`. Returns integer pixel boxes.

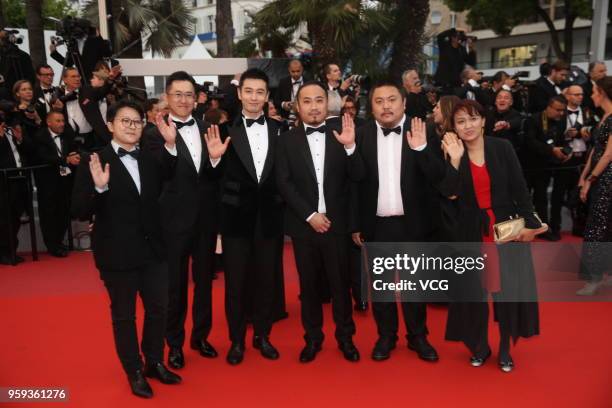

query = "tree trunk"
[216,0,233,57]
[535,5,566,61]
[563,1,576,63]
[0,0,6,29]
[388,0,429,83]
[25,0,45,67]
[307,20,336,76]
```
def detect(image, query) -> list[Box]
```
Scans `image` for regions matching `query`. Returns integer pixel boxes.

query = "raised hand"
[332,113,356,148]
[155,112,176,148]
[442,131,464,169]
[204,124,230,160]
[89,153,110,189]
[406,117,427,149]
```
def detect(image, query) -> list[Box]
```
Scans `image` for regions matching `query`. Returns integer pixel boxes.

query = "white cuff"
[165,144,178,156]
[231,79,239,87]
[210,157,221,168]
[502,84,512,91]
[95,185,109,193]
[306,212,316,222]
[411,142,427,151]
[468,79,480,88]
[344,144,356,156]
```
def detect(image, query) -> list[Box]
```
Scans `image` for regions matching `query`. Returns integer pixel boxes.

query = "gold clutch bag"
[493,216,525,243]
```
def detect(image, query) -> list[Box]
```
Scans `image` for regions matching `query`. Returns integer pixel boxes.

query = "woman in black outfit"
[441,100,547,373]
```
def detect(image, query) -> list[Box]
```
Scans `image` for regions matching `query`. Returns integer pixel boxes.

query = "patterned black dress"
[580,116,612,281]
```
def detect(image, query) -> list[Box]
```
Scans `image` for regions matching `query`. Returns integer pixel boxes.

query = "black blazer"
[485,108,525,152]
[273,75,307,119]
[528,76,559,113]
[521,112,566,169]
[71,144,176,275]
[276,119,354,237]
[349,118,457,241]
[79,84,112,146]
[50,35,112,81]
[0,130,35,169]
[32,127,78,189]
[140,117,219,235]
[218,117,283,238]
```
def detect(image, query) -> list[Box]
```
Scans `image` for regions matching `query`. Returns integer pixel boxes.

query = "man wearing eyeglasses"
[33,64,63,122]
[140,71,229,370]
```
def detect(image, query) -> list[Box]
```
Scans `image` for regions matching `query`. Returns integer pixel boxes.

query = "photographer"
[34,64,63,122]
[274,59,307,124]
[33,109,80,257]
[529,60,569,114]
[433,28,476,93]
[402,69,433,120]
[0,29,36,92]
[50,20,112,82]
[454,65,489,106]
[485,89,525,152]
[0,108,35,265]
[322,63,360,117]
[13,80,42,138]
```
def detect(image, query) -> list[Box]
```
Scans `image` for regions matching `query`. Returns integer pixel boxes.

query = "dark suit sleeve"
[71,154,99,221]
[414,132,460,197]
[346,130,366,181]
[51,50,69,67]
[503,141,542,228]
[525,117,553,158]
[34,133,64,167]
[275,135,314,221]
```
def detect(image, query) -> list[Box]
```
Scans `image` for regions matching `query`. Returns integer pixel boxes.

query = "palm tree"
[251,0,391,70]
[216,0,233,57]
[26,0,45,67]
[83,0,194,89]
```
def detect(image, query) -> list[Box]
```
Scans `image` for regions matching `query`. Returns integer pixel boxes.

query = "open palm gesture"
[406,117,427,149]
[332,113,356,148]
[205,124,231,160]
[155,112,177,147]
[89,153,110,189]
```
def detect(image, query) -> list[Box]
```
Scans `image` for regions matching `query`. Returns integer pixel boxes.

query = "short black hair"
[551,60,570,72]
[369,79,406,101]
[36,63,53,75]
[46,109,64,119]
[107,100,144,123]
[144,98,160,113]
[492,70,509,84]
[239,68,269,89]
[165,71,196,92]
[295,80,327,101]
[548,95,568,107]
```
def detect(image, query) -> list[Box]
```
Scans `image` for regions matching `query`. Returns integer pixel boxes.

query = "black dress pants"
[102,262,168,375]
[371,217,428,341]
[525,169,552,224]
[165,229,216,349]
[37,175,72,252]
[0,177,27,258]
[550,160,581,233]
[292,232,355,344]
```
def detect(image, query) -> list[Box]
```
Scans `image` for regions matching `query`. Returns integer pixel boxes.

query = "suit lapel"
[196,119,208,175]
[400,119,410,191]
[176,132,197,174]
[366,121,379,187]
[298,126,317,183]
[231,120,258,182]
[259,119,277,184]
[103,146,140,199]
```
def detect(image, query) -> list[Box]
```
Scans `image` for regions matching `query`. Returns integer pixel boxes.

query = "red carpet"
[1,240,611,407]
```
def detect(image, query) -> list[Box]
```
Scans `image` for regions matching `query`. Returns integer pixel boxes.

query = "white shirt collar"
[169,113,194,124]
[49,129,59,138]
[111,140,138,154]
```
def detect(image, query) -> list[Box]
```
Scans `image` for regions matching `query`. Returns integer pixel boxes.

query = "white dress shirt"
[49,129,62,156]
[65,89,92,133]
[242,113,268,182]
[567,107,587,153]
[376,116,406,216]
[547,77,562,95]
[39,86,53,112]
[170,114,202,172]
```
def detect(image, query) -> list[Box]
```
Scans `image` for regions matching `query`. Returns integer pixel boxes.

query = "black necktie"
[245,115,265,127]
[306,125,326,135]
[381,126,401,136]
[173,118,195,129]
[117,147,140,159]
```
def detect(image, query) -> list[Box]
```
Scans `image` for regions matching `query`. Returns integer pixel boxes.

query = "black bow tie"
[305,125,326,135]
[42,88,54,94]
[568,110,579,116]
[245,115,265,127]
[292,79,302,85]
[381,126,401,136]
[63,91,79,102]
[173,118,195,129]
[117,147,140,159]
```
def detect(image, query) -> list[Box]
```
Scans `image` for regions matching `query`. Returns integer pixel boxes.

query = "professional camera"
[511,71,530,80]
[198,81,225,99]
[55,16,92,43]
[346,74,370,95]
[0,29,23,46]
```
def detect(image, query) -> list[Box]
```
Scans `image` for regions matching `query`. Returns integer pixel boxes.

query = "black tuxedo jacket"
[485,108,525,151]
[276,118,354,237]
[71,144,176,275]
[349,119,457,241]
[273,75,308,119]
[521,112,567,169]
[50,35,112,81]
[140,117,219,235]
[218,117,283,238]
[0,130,35,169]
[33,85,58,122]
[528,76,559,113]
[32,127,78,189]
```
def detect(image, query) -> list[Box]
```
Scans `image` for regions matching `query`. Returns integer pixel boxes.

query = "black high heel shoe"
[498,355,514,373]
[470,347,491,367]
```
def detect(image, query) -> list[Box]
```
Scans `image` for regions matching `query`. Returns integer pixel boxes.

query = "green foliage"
[2,0,77,29]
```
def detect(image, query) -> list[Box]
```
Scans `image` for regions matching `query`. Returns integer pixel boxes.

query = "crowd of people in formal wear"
[1,30,611,398]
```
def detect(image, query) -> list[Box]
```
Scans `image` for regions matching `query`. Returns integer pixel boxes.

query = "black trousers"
[36,175,72,252]
[292,232,355,344]
[165,229,216,349]
[371,217,428,341]
[372,217,429,340]
[0,177,27,258]
[525,169,552,225]
[223,235,279,344]
[102,262,168,375]
[348,236,365,304]
[550,160,582,233]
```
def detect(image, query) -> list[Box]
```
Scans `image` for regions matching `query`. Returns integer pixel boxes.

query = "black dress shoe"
[0,255,16,266]
[354,302,368,312]
[407,336,439,362]
[371,337,396,361]
[253,336,279,360]
[338,341,360,362]
[48,248,67,258]
[190,339,218,358]
[168,347,184,369]
[227,343,245,365]
[470,347,492,367]
[144,362,182,384]
[299,342,322,363]
[498,355,514,373]
[15,255,25,263]
[127,370,153,398]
